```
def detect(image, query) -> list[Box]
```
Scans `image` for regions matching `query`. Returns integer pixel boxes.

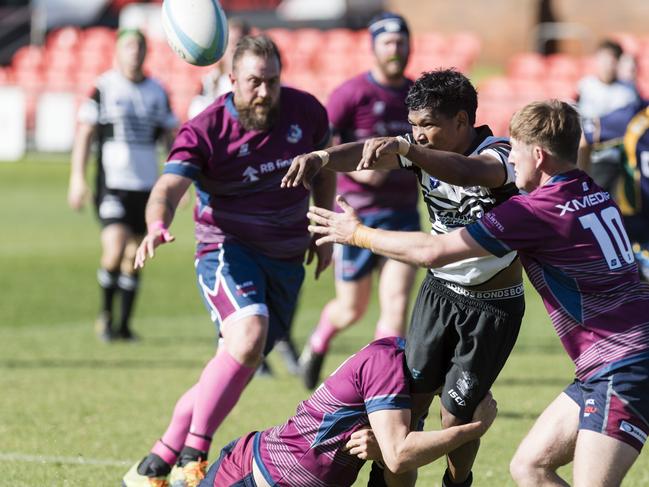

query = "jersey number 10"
[579,207,634,270]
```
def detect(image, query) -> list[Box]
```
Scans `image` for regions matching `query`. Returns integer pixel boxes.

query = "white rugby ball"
[161,0,229,66]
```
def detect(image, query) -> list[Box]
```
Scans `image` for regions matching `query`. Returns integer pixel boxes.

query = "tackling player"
[122,35,335,487]
[198,338,497,487]
[299,12,421,392]
[306,100,649,487]
[284,69,524,487]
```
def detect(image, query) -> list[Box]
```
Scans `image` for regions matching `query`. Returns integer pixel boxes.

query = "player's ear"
[455,110,469,130]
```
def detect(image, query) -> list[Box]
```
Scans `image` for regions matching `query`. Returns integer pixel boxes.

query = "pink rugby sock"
[309,304,339,354]
[184,348,255,453]
[374,324,403,340]
[151,385,197,465]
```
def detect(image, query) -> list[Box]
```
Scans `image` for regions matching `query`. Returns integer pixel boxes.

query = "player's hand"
[133,226,175,269]
[307,195,361,247]
[471,391,498,436]
[281,152,324,190]
[306,236,332,279]
[344,426,383,462]
[357,137,400,170]
[67,176,89,211]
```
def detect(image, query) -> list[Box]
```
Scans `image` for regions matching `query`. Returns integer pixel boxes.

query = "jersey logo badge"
[373,101,386,115]
[428,176,440,189]
[287,124,303,144]
[455,371,478,398]
[242,166,259,182]
[582,181,589,192]
[237,143,250,158]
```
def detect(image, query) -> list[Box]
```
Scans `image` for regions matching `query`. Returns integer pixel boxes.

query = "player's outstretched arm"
[134,173,192,268]
[306,168,337,279]
[401,139,509,188]
[307,195,491,267]
[354,393,497,475]
[68,122,96,210]
[281,141,399,189]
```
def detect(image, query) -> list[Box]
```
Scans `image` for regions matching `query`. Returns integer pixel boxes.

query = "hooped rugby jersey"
[78,69,178,192]
[398,126,518,286]
[164,87,330,261]
[327,72,419,214]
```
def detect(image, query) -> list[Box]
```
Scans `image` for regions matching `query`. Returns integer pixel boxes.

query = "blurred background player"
[580,99,649,281]
[122,35,335,487]
[299,12,420,391]
[197,338,498,487]
[284,69,525,487]
[67,28,178,342]
[577,39,639,119]
[187,17,252,119]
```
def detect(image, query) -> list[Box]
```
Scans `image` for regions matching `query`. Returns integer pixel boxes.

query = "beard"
[236,99,280,132]
[378,56,407,80]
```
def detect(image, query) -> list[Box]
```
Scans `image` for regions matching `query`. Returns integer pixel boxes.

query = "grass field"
[1,154,647,486]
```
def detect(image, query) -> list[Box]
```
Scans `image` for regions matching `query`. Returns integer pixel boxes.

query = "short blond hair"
[509,100,581,162]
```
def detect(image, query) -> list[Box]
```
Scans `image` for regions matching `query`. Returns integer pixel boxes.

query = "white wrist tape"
[313,150,330,166]
[396,136,411,156]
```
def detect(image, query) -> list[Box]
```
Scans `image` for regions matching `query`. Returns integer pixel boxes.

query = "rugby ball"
[161,0,229,66]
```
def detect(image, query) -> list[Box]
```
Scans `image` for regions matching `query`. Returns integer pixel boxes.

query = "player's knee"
[440,407,467,429]
[330,301,366,328]
[509,446,538,484]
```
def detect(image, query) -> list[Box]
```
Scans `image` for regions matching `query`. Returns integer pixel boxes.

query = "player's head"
[508,100,581,192]
[617,52,637,84]
[405,69,478,152]
[595,39,624,84]
[115,28,146,80]
[368,12,410,80]
[231,34,282,131]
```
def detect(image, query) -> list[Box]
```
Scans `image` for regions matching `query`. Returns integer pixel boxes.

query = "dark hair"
[232,34,282,70]
[229,17,252,36]
[598,39,623,59]
[405,69,477,125]
[509,99,581,162]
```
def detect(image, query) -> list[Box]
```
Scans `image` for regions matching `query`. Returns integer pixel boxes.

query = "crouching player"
[198,337,497,487]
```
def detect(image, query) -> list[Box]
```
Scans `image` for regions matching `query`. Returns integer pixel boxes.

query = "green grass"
[1,154,647,486]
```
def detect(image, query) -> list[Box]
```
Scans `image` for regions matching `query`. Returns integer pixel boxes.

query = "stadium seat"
[545,53,581,82]
[507,52,545,80]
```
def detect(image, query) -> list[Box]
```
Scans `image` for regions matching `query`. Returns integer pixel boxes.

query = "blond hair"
[509,100,582,162]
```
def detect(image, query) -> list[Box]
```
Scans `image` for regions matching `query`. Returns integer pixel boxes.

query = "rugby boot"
[299,343,325,390]
[122,454,170,487]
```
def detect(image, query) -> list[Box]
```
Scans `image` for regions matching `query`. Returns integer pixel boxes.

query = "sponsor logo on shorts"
[456,371,478,399]
[584,398,597,417]
[447,389,466,407]
[236,281,257,297]
[99,196,125,220]
[443,282,525,300]
[410,368,422,380]
[619,421,648,444]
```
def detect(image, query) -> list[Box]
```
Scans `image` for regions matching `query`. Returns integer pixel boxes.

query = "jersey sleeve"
[479,142,514,186]
[326,84,354,136]
[357,348,411,414]
[466,194,541,257]
[310,96,331,150]
[78,87,100,125]
[162,123,208,181]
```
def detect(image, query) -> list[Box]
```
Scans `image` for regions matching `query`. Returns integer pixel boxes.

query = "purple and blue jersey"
[164,87,330,261]
[252,337,410,486]
[467,170,649,380]
[327,72,418,214]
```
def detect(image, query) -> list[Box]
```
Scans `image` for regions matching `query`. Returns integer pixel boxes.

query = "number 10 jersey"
[467,169,649,381]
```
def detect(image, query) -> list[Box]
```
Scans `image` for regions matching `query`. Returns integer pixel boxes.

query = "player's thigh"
[195,243,269,338]
[259,254,305,353]
[332,274,373,320]
[377,258,417,316]
[573,430,638,487]
[440,293,524,422]
[513,392,579,470]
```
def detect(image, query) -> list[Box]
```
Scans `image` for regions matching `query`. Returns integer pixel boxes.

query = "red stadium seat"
[507,52,545,80]
[545,53,581,82]
[448,31,482,65]
[47,26,81,51]
[12,45,45,72]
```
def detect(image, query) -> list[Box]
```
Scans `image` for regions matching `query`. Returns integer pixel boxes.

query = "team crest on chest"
[237,143,250,158]
[287,124,303,144]
[373,101,386,115]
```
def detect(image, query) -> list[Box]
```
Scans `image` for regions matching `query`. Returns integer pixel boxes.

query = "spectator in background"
[187,17,252,119]
[67,28,178,341]
[617,52,638,88]
[299,12,420,392]
[577,39,640,119]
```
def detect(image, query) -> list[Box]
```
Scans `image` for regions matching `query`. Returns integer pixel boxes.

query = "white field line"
[0,452,130,467]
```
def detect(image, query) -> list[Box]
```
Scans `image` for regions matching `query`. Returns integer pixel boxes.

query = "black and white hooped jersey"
[398,126,519,286]
[78,70,178,192]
